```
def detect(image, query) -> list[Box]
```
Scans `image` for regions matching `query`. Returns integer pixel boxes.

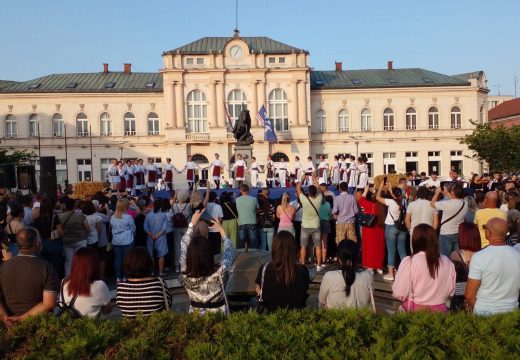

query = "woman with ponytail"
[318,240,374,309]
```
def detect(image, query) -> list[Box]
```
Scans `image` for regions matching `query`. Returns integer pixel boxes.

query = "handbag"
[256,262,270,314]
[56,279,82,319]
[50,214,61,241]
[358,202,376,227]
[389,201,407,231]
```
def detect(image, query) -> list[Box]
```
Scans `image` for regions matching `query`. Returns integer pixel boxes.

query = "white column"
[164,82,175,128]
[211,81,218,128]
[297,81,307,126]
[217,81,225,128]
[175,82,184,129]
[252,81,258,126]
[291,81,299,128]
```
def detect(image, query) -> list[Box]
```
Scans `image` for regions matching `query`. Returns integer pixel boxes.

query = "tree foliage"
[460,122,520,173]
[0,144,36,165]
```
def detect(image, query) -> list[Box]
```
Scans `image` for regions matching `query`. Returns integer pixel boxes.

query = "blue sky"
[1,0,519,96]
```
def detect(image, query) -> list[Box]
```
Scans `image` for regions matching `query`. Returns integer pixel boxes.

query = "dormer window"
[196,58,204,65]
[186,58,194,65]
[279,57,286,64]
[268,57,276,63]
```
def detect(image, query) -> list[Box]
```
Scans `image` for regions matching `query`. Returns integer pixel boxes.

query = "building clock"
[230,45,243,59]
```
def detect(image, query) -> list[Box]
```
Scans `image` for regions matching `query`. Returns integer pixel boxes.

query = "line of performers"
[105,153,371,192]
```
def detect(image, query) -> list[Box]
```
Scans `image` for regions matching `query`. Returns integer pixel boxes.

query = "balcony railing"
[77,131,89,137]
[124,131,136,136]
[186,132,210,141]
[383,126,394,131]
[5,133,17,138]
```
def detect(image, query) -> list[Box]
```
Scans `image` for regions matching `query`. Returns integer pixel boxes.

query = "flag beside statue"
[256,105,278,143]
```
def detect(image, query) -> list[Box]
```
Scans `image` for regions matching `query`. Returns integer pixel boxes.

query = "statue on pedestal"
[232,109,254,146]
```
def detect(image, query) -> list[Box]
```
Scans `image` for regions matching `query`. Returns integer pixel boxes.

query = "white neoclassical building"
[0,32,489,186]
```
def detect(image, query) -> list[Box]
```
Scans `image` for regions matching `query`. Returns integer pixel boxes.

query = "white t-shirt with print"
[434,199,467,235]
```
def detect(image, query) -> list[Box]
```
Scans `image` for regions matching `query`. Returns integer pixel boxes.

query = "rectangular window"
[405,152,418,158]
[196,58,204,65]
[278,57,286,64]
[450,150,463,156]
[100,158,111,182]
[315,154,328,160]
[186,58,194,65]
[77,159,92,182]
[268,57,276,63]
[383,152,396,159]
[428,151,440,157]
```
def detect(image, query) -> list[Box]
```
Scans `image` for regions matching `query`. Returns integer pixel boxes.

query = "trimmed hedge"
[1,310,519,359]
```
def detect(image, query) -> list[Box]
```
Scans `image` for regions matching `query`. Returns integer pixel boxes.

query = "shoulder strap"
[159,277,170,311]
[305,194,320,217]
[281,205,294,224]
[224,202,238,220]
[406,257,414,311]
[61,211,74,229]
[61,279,79,307]
[258,262,270,301]
[440,201,465,227]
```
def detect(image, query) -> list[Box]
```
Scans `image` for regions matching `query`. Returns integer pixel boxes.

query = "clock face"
[230,45,243,59]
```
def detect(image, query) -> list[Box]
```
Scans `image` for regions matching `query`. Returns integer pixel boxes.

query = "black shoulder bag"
[256,262,270,314]
[56,279,82,319]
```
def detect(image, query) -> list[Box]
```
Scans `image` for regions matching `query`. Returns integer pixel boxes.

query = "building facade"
[488,98,520,128]
[0,33,489,186]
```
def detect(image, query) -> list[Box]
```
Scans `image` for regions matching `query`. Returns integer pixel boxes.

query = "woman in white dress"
[356,156,369,189]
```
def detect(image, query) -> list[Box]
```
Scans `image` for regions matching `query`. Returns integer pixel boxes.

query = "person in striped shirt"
[116,247,172,318]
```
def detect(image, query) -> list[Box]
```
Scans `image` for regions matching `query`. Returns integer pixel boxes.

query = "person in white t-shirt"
[418,172,441,189]
[431,183,468,257]
[465,218,520,315]
[376,183,407,281]
[405,187,438,249]
[61,247,112,318]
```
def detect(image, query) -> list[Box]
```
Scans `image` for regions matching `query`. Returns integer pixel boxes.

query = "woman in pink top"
[276,193,296,236]
[392,223,455,312]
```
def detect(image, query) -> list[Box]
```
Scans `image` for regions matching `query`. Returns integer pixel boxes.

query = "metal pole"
[64,124,69,183]
[89,125,93,181]
[37,123,41,159]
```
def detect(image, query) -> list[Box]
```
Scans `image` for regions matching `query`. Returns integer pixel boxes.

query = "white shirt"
[468,245,520,315]
[206,203,223,233]
[347,162,357,187]
[276,162,288,172]
[62,280,111,318]
[419,178,441,188]
[384,199,401,225]
[434,199,467,235]
[290,200,303,222]
[306,161,315,173]
[319,270,373,309]
[406,198,437,235]
[86,213,101,245]
[185,161,198,170]
[318,161,328,171]
[250,161,259,171]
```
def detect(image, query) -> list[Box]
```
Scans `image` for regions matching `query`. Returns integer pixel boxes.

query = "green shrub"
[0,310,519,360]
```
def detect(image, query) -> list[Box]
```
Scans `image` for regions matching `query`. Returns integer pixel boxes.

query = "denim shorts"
[301,227,321,247]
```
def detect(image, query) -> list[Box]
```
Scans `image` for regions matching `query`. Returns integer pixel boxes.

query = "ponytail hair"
[336,240,358,296]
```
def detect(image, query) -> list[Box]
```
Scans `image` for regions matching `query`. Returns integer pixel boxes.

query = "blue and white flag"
[256,105,278,143]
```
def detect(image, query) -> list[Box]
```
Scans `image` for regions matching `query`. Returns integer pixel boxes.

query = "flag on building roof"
[223,100,234,132]
[257,105,278,143]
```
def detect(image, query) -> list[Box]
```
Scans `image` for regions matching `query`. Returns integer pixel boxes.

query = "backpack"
[56,280,82,319]
[172,204,188,228]
[389,201,407,231]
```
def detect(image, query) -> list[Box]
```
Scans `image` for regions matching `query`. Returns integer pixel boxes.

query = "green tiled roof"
[0,72,163,93]
[311,68,470,90]
[164,36,307,55]
[451,71,483,82]
[0,80,18,90]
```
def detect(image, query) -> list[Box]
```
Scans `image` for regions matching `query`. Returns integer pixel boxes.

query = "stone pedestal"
[234,145,253,185]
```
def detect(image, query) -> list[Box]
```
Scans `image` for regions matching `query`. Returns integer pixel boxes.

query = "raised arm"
[375,182,386,205]
[430,186,442,208]
[296,172,305,197]
[180,209,203,272]
[202,181,210,207]
[214,219,234,269]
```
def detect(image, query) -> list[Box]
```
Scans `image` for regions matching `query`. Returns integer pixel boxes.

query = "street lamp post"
[349,136,363,158]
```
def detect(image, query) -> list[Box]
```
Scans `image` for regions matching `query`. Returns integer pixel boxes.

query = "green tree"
[0,144,36,165]
[460,121,520,173]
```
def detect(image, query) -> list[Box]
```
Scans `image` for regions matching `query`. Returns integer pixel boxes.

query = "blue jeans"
[439,234,459,257]
[113,243,134,280]
[258,227,274,251]
[385,224,407,267]
[238,224,258,249]
[348,187,356,194]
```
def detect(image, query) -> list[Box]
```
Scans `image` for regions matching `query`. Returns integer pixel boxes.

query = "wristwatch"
[188,223,194,228]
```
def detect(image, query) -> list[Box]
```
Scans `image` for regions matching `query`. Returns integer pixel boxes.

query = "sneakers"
[376,269,384,275]
[316,265,325,272]
[383,274,395,281]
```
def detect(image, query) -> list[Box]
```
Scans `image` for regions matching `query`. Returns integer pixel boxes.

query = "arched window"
[268,88,288,131]
[5,114,17,138]
[451,106,461,129]
[406,107,416,130]
[191,154,209,164]
[52,113,64,137]
[28,113,39,137]
[147,112,160,135]
[479,105,484,123]
[124,112,136,136]
[428,107,439,129]
[272,152,289,162]
[100,112,111,136]
[227,89,247,128]
[383,108,394,130]
[316,109,326,132]
[76,113,88,137]
[187,90,208,133]
[338,109,349,132]
[361,108,371,131]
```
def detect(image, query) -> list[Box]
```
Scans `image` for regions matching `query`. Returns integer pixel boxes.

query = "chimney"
[103,63,109,73]
[335,61,343,71]
[123,63,132,74]
[387,60,393,70]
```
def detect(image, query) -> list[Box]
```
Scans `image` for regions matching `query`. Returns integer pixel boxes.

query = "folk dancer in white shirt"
[266,154,274,188]
[145,159,158,193]
[340,155,348,183]
[304,156,315,186]
[249,157,260,188]
[125,159,135,195]
[317,155,329,185]
[117,161,127,194]
[293,156,303,185]
[182,155,199,191]
[134,159,145,194]
[205,153,225,190]
[356,156,369,189]
[231,154,247,188]
[163,158,180,191]
[332,155,341,186]
[106,158,121,192]
[346,155,358,194]
[276,158,289,188]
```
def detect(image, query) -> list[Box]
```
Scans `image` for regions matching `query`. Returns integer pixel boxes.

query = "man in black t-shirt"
[0,228,59,327]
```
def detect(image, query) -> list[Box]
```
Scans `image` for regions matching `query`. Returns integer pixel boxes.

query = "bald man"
[465,218,520,315]
[474,191,507,247]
